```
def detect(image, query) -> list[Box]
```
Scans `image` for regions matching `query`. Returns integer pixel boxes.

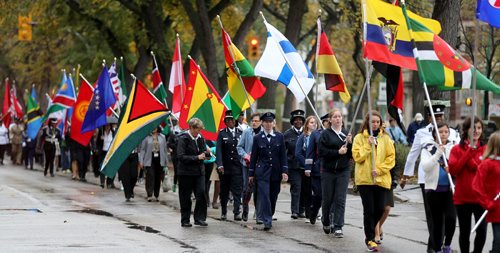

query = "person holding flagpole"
[352,110,395,252]
[40,118,62,177]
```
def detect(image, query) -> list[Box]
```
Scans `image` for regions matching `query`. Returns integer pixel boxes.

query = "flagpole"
[401,0,455,193]
[363,59,377,184]
[314,10,321,118]
[469,18,480,147]
[471,192,500,233]
[216,15,254,115]
[347,66,370,135]
[176,34,185,111]
[80,73,120,119]
[113,57,121,116]
[260,12,324,129]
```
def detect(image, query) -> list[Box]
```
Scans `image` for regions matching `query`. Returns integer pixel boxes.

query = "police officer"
[249,112,288,231]
[40,118,62,177]
[284,109,306,219]
[216,110,243,221]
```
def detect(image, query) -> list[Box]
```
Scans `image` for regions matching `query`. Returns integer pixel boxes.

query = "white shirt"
[0,124,8,145]
[102,131,113,151]
[404,123,460,184]
[264,130,275,142]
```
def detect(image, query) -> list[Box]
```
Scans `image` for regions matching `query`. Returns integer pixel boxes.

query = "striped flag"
[254,20,315,102]
[403,6,500,94]
[316,17,350,103]
[152,62,168,106]
[42,72,76,122]
[168,36,185,118]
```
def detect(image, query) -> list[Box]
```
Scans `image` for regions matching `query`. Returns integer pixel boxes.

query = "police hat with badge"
[424,100,449,116]
[289,109,305,124]
[320,113,329,123]
[260,112,275,122]
[224,110,235,122]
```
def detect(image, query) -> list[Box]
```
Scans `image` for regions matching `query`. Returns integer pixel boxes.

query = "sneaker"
[366,241,379,252]
[442,246,451,253]
[322,226,331,234]
[333,230,344,238]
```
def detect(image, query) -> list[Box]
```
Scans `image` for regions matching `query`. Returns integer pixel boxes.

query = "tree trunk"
[282,0,308,130]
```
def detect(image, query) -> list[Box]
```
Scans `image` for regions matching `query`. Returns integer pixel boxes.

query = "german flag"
[100,79,169,177]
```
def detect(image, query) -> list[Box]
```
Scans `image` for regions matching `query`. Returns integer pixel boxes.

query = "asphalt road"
[0,161,493,253]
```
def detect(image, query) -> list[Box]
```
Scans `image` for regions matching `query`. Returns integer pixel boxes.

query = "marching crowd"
[1,103,499,253]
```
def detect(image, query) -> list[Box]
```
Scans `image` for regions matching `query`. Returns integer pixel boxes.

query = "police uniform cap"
[290,109,305,124]
[260,112,275,122]
[224,110,235,120]
[49,118,58,124]
[320,113,329,122]
[425,104,446,115]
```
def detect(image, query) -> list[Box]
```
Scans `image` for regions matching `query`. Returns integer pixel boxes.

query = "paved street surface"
[0,161,493,253]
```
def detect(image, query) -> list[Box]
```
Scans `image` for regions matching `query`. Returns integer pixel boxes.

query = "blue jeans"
[321,169,350,230]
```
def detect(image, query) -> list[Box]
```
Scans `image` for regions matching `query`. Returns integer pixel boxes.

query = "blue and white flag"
[476,0,500,28]
[254,21,315,102]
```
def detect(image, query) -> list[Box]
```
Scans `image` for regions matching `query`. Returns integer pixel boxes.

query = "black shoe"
[263,224,272,231]
[256,219,263,225]
[323,225,331,234]
[194,220,208,226]
[242,212,248,222]
[234,214,242,221]
[100,184,105,189]
[50,174,55,177]
[80,178,87,182]
[309,210,318,225]
[125,198,130,202]
[220,214,227,221]
[131,193,134,199]
[181,223,192,227]
[291,213,298,219]
[272,217,277,221]
[298,213,306,218]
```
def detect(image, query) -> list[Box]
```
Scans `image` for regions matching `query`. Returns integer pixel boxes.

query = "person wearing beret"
[284,109,308,219]
[216,110,244,221]
[249,112,288,231]
[40,118,62,177]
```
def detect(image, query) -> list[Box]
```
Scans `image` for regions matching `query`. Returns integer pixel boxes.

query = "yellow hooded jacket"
[352,129,395,189]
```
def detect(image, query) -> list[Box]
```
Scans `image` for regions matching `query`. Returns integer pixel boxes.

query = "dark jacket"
[176,132,206,176]
[406,120,425,144]
[249,131,288,181]
[283,127,302,170]
[305,129,323,177]
[318,128,352,173]
[216,127,243,175]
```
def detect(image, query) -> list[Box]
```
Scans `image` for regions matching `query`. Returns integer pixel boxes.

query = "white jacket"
[0,124,8,145]
[420,141,454,190]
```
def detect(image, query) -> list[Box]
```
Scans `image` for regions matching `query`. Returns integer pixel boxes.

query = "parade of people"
[1,0,500,252]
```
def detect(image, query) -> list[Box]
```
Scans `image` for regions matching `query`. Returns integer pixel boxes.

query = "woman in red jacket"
[473,131,500,253]
[449,116,486,253]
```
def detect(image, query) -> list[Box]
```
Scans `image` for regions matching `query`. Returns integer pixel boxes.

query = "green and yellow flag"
[179,58,226,141]
[402,4,500,94]
[100,79,169,177]
[221,28,266,118]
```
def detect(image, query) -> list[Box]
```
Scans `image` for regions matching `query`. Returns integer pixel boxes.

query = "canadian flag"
[168,36,186,119]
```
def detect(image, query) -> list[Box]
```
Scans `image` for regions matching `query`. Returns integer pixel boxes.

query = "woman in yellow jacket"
[352,110,395,252]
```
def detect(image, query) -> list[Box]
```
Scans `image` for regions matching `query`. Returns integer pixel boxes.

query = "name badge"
[153,152,159,157]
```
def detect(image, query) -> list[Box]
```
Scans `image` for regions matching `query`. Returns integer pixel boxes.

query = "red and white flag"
[168,36,186,118]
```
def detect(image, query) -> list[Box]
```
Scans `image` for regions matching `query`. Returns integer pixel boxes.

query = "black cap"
[49,118,58,124]
[425,104,446,115]
[224,110,234,120]
[290,109,305,124]
[260,112,275,122]
[320,113,329,122]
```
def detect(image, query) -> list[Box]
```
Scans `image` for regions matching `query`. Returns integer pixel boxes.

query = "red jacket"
[472,158,500,223]
[449,143,485,205]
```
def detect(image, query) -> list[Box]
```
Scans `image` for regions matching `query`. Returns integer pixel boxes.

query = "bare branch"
[263,2,286,23]
[116,0,141,16]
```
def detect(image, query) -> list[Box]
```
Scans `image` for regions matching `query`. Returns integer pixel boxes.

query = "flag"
[2,79,11,127]
[26,90,43,139]
[100,79,169,178]
[476,0,500,28]
[118,59,127,104]
[316,17,350,103]
[179,58,226,141]
[70,79,94,146]
[403,7,500,94]
[222,28,266,118]
[363,0,441,70]
[10,85,24,120]
[152,61,168,105]
[108,61,123,106]
[81,66,117,133]
[31,85,37,103]
[254,20,315,102]
[168,37,186,119]
[373,62,406,133]
[43,72,76,121]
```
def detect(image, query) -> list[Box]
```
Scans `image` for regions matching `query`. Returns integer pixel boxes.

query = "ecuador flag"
[363,0,441,70]
[179,58,226,141]
[222,28,266,118]
[404,8,500,94]
[100,79,169,177]
[316,16,350,103]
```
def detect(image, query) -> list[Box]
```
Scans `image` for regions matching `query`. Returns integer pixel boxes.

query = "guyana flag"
[316,16,350,103]
[179,58,226,141]
[403,5,500,94]
[100,79,169,177]
[221,28,266,118]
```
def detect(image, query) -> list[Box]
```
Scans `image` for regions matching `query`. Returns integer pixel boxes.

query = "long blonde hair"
[483,131,500,159]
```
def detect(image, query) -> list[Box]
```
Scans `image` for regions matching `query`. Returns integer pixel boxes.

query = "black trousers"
[289,169,303,215]
[299,173,312,216]
[220,173,243,215]
[98,150,115,187]
[73,148,90,180]
[145,156,163,198]
[310,176,322,219]
[426,190,456,251]
[0,144,6,163]
[24,147,35,169]
[493,223,500,253]
[358,185,387,243]
[204,163,214,204]
[456,203,487,253]
[420,183,434,250]
[178,175,207,224]
[92,152,100,177]
[43,144,56,175]
[119,153,138,200]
